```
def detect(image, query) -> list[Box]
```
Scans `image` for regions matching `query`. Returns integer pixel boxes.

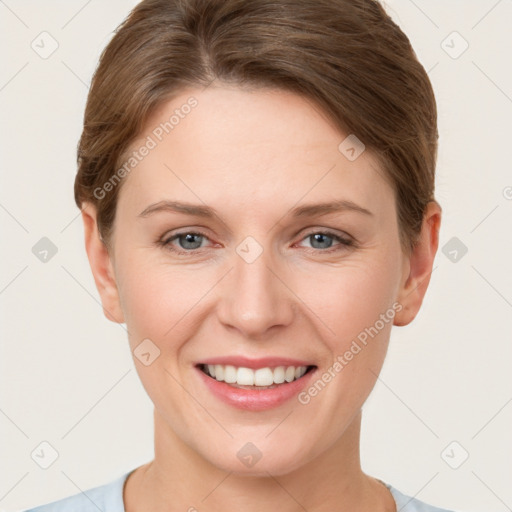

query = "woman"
[25,0,457,510]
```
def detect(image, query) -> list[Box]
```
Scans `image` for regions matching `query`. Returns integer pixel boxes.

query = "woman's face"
[88,84,421,475]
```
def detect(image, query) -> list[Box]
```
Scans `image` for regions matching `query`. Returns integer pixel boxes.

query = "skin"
[82,83,441,511]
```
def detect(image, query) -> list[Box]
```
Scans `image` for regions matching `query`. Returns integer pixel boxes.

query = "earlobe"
[81,203,125,324]
[393,200,442,327]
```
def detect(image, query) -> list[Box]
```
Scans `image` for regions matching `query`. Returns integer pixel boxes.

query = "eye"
[157,229,355,255]
[158,231,212,254]
[297,230,354,253]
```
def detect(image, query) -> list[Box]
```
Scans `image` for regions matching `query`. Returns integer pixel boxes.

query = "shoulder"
[382,480,460,512]
[21,470,133,512]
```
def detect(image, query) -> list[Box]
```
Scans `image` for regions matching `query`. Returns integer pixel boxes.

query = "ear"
[81,202,125,324]
[394,200,442,327]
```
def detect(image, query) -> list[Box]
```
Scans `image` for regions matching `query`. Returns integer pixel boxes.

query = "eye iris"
[310,233,333,249]
[179,233,203,250]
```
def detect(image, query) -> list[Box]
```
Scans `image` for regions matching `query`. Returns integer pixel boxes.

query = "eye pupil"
[310,233,332,249]
[180,233,203,249]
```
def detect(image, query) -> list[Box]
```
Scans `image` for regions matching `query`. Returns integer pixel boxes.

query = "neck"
[124,408,395,512]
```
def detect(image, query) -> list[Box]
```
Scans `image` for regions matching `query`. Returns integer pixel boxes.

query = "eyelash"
[157,229,355,255]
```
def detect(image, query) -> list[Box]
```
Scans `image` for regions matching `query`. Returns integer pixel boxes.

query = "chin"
[204,441,311,477]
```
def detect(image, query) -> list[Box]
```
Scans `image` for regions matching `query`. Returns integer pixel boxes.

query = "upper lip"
[196,356,315,369]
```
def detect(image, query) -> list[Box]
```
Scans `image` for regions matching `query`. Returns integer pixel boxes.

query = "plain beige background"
[1,1,511,511]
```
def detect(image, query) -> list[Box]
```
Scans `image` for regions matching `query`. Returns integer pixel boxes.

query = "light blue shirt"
[21,470,459,511]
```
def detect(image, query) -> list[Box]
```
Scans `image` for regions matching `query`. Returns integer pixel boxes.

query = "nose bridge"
[217,235,294,337]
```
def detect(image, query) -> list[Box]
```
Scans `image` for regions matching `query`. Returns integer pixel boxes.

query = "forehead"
[117,85,393,220]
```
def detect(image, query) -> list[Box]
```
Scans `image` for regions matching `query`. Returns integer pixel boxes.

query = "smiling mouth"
[197,363,316,390]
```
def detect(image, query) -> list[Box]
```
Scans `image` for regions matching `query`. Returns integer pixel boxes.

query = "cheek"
[295,257,401,348]
[293,263,401,421]
[116,256,205,346]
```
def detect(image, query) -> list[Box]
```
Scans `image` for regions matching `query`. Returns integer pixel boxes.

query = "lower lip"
[195,366,317,411]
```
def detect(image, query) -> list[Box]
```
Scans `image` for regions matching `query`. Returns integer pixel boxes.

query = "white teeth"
[273,366,285,384]
[203,364,310,386]
[214,364,224,381]
[254,368,274,386]
[285,366,295,382]
[236,367,254,385]
[224,365,237,383]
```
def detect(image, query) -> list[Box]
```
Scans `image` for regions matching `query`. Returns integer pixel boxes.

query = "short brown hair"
[75,0,438,254]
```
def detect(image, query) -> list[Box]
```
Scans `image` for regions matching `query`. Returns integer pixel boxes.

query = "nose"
[216,242,295,339]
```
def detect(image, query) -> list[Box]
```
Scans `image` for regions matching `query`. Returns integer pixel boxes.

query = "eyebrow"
[138,199,374,219]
